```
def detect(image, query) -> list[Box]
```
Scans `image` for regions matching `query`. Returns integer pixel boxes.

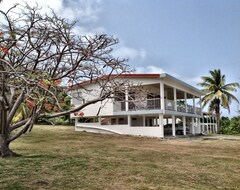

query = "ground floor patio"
[75,113,217,138]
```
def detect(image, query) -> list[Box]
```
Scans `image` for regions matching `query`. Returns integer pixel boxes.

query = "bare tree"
[0,3,130,157]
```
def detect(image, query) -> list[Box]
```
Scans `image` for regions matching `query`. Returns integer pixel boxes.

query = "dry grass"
[0,125,240,190]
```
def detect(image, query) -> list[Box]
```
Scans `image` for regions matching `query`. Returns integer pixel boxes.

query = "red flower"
[0,46,8,54]
[26,101,35,108]
[53,79,61,86]
[0,31,4,35]
[45,103,53,111]
[79,111,84,116]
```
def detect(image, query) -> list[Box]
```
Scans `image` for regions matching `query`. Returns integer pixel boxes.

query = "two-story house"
[70,73,214,138]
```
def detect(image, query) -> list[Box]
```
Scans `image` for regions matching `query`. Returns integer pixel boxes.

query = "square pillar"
[125,86,129,111]
[143,115,146,126]
[173,88,177,111]
[160,82,165,110]
[193,96,195,114]
[197,118,200,133]
[184,92,187,113]
[172,115,176,137]
[183,116,186,136]
[159,114,164,138]
[207,117,209,133]
[127,115,131,127]
[191,117,195,134]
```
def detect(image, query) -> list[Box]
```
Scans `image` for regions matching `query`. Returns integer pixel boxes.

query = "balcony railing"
[165,99,175,111]
[113,98,160,112]
[113,98,202,115]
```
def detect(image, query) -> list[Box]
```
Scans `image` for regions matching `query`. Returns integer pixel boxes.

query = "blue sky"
[2,0,240,116]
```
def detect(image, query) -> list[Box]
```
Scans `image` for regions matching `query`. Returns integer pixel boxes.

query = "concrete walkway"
[201,135,240,141]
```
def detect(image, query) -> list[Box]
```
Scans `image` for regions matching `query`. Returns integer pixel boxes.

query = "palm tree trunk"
[215,100,220,133]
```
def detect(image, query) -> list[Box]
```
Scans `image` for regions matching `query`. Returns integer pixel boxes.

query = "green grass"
[1,125,240,190]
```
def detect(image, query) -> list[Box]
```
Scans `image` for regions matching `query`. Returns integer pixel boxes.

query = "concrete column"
[183,116,186,135]
[143,115,146,126]
[206,117,209,134]
[98,116,101,125]
[193,96,195,114]
[210,116,212,133]
[127,115,131,127]
[125,86,129,111]
[172,115,176,137]
[200,98,202,115]
[191,117,195,134]
[184,92,187,113]
[159,114,164,138]
[174,88,177,111]
[198,118,201,133]
[160,82,165,110]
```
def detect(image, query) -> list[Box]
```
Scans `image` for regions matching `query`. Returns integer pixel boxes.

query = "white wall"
[70,83,114,117]
[75,122,164,138]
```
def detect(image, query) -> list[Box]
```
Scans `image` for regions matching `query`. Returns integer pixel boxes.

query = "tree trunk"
[215,100,220,134]
[0,134,19,157]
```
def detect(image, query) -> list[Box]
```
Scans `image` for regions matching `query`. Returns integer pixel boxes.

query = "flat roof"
[69,73,205,95]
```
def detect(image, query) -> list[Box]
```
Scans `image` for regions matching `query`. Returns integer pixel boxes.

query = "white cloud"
[113,47,146,61]
[60,0,102,23]
[135,65,166,74]
[1,0,101,23]
[0,0,63,14]
[184,76,202,86]
[0,0,107,37]
[73,25,106,36]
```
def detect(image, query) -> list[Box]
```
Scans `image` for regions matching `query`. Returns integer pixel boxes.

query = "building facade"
[70,73,216,138]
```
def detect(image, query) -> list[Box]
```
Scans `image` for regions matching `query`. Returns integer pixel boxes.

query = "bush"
[220,116,240,135]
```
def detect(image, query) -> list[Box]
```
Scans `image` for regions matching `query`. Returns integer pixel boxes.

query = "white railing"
[177,103,186,112]
[113,98,202,115]
[113,98,161,112]
[165,99,175,111]
[195,107,201,115]
[187,105,194,113]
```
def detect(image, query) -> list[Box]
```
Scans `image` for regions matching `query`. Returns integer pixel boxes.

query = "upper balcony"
[113,98,202,115]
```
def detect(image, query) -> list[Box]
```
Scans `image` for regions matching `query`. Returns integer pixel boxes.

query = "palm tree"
[198,69,239,132]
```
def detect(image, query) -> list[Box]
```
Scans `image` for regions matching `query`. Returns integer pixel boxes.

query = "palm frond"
[199,69,239,115]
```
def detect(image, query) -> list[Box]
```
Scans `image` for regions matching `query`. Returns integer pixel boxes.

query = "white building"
[70,73,216,138]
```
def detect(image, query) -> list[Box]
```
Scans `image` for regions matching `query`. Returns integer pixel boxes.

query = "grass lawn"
[0,125,240,190]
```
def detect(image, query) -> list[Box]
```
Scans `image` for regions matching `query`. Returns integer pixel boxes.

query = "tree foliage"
[198,69,239,131]
[220,116,240,135]
[0,3,130,157]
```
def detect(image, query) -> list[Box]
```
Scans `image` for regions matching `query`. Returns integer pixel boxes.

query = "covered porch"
[75,113,202,138]
[113,83,202,116]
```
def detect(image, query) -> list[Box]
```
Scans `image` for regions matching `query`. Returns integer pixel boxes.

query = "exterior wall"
[75,122,164,138]
[70,83,113,117]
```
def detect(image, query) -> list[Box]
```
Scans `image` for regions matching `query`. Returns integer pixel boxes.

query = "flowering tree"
[0,3,130,157]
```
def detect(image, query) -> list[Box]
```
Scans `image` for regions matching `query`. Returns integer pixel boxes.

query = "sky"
[1,0,240,117]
